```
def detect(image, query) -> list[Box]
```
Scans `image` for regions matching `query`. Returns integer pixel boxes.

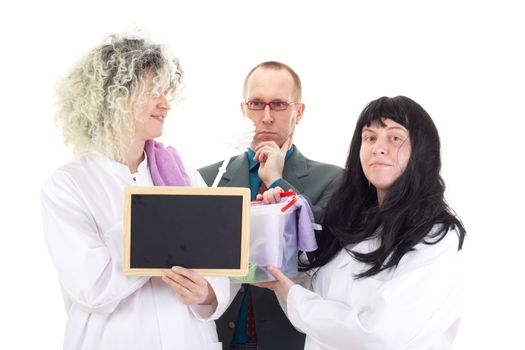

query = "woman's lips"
[151,115,165,123]
[369,162,391,168]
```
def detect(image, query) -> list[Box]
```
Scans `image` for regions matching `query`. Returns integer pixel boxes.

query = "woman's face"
[133,73,171,142]
[360,118,411,203]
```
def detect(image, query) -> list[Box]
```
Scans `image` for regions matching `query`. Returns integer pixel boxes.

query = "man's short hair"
[242,61,302,101]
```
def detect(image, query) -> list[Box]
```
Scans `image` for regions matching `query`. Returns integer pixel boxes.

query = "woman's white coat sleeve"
[41,171,149,314]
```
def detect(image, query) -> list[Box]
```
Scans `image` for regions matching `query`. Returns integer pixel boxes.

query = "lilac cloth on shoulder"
[144,140,190,186]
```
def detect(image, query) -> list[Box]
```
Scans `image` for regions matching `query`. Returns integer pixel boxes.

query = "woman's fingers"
[162,266,211,305]
[267,265,287,282]
[266,266,294,300]
[164,268,198,293]
[172,266,207,289]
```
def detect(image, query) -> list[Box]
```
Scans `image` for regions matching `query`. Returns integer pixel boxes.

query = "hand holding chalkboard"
[162,266,217,305]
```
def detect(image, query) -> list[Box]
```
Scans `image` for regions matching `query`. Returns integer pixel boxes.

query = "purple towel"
[291,196,318,252]
[144,140,190,186]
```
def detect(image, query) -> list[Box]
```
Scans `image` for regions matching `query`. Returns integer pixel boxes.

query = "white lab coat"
[41,154,231,350]
[283,228,463,350]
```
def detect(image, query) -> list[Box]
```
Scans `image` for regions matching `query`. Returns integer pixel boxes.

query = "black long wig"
[301,96,465,278]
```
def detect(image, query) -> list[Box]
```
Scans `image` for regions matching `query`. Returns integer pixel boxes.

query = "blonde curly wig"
[55,34,184,162]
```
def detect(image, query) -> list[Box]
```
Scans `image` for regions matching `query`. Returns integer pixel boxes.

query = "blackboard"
[123,186,250,276]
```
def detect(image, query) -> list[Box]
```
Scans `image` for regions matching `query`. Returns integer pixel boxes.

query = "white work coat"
[41,154,231,350]
[284,228,463,350]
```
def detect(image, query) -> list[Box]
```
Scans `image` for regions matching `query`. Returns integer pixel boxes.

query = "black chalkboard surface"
[123,186,250,276]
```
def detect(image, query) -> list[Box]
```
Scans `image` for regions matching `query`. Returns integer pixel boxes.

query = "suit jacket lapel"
[282,146,308,193]
[219,153,250,187]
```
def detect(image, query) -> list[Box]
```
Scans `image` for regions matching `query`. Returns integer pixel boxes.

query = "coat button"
[228,321,236,329]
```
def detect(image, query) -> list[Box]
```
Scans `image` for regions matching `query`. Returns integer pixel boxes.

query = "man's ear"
[240,102,245,115]
[295,103,305,124]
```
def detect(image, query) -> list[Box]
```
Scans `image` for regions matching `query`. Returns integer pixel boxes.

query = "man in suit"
[199,61,342,350]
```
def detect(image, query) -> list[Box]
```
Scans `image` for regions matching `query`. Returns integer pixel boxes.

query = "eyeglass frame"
[243,99,299,111]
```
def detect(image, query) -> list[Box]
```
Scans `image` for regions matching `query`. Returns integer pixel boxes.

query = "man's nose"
[262,105,273,123]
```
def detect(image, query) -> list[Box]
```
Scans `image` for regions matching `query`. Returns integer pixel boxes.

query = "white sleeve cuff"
[190,276,230,320]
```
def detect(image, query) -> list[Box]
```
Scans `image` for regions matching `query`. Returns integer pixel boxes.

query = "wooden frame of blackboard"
[123,186,250,277]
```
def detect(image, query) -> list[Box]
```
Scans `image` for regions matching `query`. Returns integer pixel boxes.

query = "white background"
[1,0,523,348]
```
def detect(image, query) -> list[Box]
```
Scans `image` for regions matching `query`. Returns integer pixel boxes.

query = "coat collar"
[220,153,250,187]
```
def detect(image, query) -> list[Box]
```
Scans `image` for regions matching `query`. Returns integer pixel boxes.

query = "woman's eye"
[391,135,406,142]
[363,135,375,142]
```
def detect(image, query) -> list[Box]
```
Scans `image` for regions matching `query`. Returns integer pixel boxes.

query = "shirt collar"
[92,149,149,177]
[246,144,295,171]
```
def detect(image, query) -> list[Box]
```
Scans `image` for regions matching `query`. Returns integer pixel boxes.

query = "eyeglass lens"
[246,101,291,111]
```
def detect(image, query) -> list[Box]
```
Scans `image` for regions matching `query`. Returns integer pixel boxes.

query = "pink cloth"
[144,140,190,186]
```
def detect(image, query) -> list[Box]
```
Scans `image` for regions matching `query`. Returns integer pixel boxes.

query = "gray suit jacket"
[199,146,342,350]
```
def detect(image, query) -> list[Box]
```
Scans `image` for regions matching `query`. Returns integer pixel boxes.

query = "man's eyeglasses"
[244,100,297,111]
